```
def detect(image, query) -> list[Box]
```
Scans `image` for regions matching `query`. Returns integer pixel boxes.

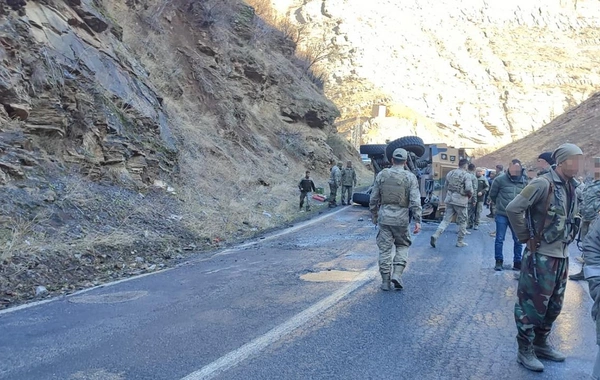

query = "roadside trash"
[312,194,326,202]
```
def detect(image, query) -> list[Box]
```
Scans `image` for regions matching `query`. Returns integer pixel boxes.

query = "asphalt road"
[0,206,595,380]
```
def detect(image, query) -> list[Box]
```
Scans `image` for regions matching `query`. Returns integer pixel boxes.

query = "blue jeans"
[494,214,523,263]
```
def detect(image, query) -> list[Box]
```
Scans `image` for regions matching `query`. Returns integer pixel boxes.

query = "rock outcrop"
[273,0,600,147]
[0,0,354,308]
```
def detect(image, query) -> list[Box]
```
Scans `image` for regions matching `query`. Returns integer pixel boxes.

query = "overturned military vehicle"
[353,136,470,221]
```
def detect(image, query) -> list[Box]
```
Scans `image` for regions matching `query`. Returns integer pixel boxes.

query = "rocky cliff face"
[272,0,600,147]
[0,0,364,307]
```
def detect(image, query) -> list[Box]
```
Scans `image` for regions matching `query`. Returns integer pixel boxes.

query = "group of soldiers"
[297,160,357,212]
[368,143,600,378]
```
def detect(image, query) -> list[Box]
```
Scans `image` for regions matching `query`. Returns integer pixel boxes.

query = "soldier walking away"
[506,143,584,372]
[298,170,316,212]
[467,163,478,229]
[536,152,555,177]
[472,167,490,230]
[583,217,600,380]
[430,158,473,248]
[369,148,422,291]
[341,160,357,206]
[328,161,342,207]
[570,157,600,281]
[489,159,528,271]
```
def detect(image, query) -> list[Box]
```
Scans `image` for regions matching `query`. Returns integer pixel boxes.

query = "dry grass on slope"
[476,92,600,174]
[102,0,371,239]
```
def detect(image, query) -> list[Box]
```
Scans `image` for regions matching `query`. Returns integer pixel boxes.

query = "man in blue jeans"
[488,159,528,271]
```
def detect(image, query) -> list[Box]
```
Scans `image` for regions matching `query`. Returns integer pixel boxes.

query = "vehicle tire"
[385,136,426,161]
[371,154,389,167]
[360,144,387,156]
[416,159,430,169]
[352,192,370,207]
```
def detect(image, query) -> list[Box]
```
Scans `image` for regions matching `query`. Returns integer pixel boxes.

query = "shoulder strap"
[535,177,554,240]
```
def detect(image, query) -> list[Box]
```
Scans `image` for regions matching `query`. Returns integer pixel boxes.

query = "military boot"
[380,274,391,291]
[494,260,503,271]
[456,241,468,247]
[430,230,441,248]
[569,268,585,281]
[517,345,544,372]
[391,265,404,290]
[533,336,566,362]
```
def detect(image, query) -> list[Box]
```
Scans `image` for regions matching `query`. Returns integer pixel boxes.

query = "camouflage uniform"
[467,171,478,228]
[472,174,490,229]
[328,163,342,206]
[341,165,357,205]
[506,167,581,370]
[580,180,600,240]
[570,179,600,280]
[430,167,473,247]
[583,218,600,379]
[369,162,422,290]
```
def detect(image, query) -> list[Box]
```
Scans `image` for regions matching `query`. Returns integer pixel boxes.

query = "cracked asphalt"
[0,206,595,380]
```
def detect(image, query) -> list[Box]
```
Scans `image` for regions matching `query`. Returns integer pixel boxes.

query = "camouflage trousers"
[468,201,483,227]
[435,204,468,241]
[341,185,353,204]
[514,248,568,347]
[328,183,338,204]
[376,224,411,275]
[595,349,600,380]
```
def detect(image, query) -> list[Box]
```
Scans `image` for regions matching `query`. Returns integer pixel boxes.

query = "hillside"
[476,92,600,172]
[0,0,372,308]
[269,0,600,148]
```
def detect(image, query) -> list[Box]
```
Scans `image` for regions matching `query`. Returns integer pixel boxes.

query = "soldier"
[328,161,342,207]
[570,157,600,281]
[487,164,504,218]
[369,148,422,291]
[430,158,473,248]
[583,217,600,380]
[489,159,528,271]
[536,152,555,176]
[298,170,316,212]
[472,167,490,230]
[506,143,584,372]
[341,160,357,206]
[467,163,478,229]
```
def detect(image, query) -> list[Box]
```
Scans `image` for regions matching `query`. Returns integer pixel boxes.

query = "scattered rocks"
[34,286,48,297]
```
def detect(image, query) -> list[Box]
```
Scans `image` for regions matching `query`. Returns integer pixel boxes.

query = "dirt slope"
[0,0,372,308]
[476,92,600,173]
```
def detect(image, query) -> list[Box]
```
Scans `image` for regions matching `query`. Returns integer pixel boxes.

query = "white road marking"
[0,206,356,316]
[180,265,378,380]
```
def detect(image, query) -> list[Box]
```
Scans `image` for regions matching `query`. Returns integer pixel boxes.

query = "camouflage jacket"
[583,218,600,343]
[369,165,422,226]
[506,169,580,258]
[443,168,473,207]
[468,171,478,201]
[341,167,357,186]
[581,180,600,221]
[329,165,341,186]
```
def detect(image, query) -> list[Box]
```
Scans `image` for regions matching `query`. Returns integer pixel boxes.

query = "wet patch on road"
[68,291,148,304]
[300,270,360,282]
[69,369,125,379]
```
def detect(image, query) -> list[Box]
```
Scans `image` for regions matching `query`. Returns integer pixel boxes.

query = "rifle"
[525,208,539,281]
[525,178,554,282]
